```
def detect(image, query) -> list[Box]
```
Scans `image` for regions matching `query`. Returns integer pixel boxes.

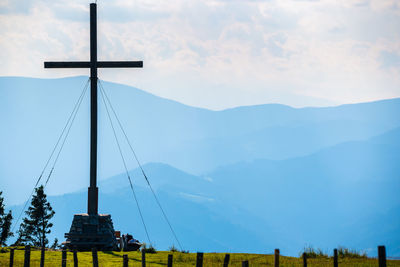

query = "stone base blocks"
[64,214,118,251]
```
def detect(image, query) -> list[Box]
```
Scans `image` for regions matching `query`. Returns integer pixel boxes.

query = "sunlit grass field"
[1,247,399,266]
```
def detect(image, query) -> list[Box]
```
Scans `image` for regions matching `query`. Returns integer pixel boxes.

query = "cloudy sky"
[0,0,399,109]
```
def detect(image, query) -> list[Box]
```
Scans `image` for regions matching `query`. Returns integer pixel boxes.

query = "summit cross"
[44,3,143,215]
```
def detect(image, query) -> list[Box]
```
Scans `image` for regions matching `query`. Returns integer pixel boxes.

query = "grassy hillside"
[1,248,399,267]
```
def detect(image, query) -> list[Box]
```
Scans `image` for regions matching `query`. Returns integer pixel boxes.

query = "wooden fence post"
[123,254,129,267]
[168,254,173,267]
[142,249,146,267]
[73,250,78,267]
[62,249,67,267]
[40,246,45,267]
[24,245,30,267]
[242,260,249,267]
[378,246,386,267]
[9,248,14,267]
[223,254,230,267]
[274,249,280,267]
[333,248,338,267]
[302,252,307,267]
[196,252,204,267]
[92,247,99,267]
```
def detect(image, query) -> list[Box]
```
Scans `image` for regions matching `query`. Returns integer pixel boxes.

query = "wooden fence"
[6,245,390,267]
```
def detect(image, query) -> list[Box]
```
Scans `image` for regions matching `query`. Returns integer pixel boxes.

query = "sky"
[0,0,400,110]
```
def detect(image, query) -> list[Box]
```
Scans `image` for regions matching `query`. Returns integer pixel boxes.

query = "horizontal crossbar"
[44,61,90,68]
[44,61,143,68]
[98,61,143,68]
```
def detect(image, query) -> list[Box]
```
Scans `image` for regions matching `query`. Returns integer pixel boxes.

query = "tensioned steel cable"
[99,80,183,251]
[12,78,90,232]
[99,82,152,245]
[44,80,90,187]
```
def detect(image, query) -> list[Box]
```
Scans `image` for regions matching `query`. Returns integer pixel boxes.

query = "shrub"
[169,244,178,252]
[301,246,328,258]
[337,246,367,258]
[141,243,157,253]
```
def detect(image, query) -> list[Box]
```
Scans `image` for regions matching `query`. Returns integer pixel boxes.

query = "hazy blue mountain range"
[1,76,399,255]
[1,76,400,204]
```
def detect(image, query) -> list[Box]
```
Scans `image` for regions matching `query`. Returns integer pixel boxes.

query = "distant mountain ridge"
[1,76,400,203]
[2,77,400,200]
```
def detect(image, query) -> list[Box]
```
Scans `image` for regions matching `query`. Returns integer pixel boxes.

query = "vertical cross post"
[88,2,98,215]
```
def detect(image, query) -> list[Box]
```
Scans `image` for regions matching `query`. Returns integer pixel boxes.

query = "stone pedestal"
[64,214,118,251]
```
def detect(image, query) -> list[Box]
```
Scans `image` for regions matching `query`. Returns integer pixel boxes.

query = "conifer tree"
[18,186,55,247]
[0,191,13,246]
[50,238,59,250]
[0,192,4,218]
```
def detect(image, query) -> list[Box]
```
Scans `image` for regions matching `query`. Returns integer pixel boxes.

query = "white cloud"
[0,0,399,109]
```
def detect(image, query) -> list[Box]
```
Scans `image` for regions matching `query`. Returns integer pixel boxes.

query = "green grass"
[1,247,399,266]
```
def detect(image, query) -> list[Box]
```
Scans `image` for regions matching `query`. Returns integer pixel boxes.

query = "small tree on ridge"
[0,191,13,246]
[18,186,55,247]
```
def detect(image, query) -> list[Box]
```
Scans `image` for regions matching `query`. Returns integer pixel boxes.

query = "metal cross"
[44,3,143,215]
